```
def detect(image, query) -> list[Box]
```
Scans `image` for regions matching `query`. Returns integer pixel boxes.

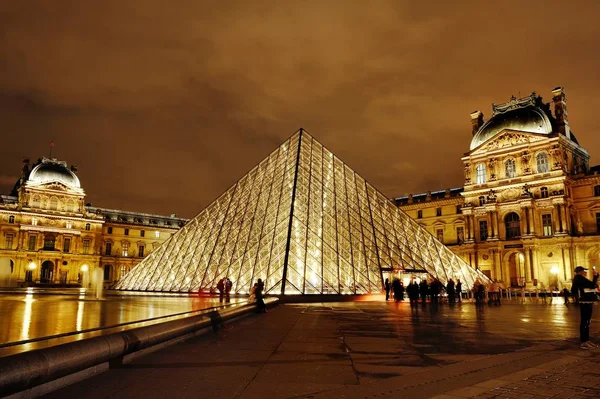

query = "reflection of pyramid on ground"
[115,129,486,294]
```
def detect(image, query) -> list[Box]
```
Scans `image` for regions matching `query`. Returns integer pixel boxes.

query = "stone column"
[488,211,495,238]
[520,210,528,238]
[465,215,471,241]
[560,204,568,233]
[469,215,475,241]
[494,250,503,282]
[529,248,538,281]
[529,207,536,236]
[523,250,531,283]
[553,205,561,234]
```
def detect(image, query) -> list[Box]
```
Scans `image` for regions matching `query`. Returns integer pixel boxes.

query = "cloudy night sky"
[2,1,600,218]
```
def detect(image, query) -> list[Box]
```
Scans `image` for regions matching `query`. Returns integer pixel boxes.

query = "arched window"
[594,185,600,197]
[536,152,549,173]
[505,158,516,178]
[103,265,111,281]
[121,265,128,278]
[505,212,521,240]
[49,197,58,210]
[122,242,130,257]
[32,196,40,208]
[8,215,15,223]
[417,210,423,219]
[476,164,486,184]
[478,196,485,206]
[67,199,76,212]
[541,187,549,198]
[85,223,91,231]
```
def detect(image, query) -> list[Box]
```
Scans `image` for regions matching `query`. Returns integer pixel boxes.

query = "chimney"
[470,111,485,136]
[551,87,571,139]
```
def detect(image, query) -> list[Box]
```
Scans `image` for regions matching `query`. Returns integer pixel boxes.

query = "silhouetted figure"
[225,278,233,302]
[217,278,225,302]
[398,281,405,301]
[430,279,441,304]
[255,279,267,313]
[456,279,462,302]
[391,278,402,302]
[419,280,428,303]
[385,278,391,301]
[407,281,419,305]
[447,279,456,303]
[572,266,599,349]
[488,280,500,305]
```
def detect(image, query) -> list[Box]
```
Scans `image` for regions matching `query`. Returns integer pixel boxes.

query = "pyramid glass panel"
[115,130,487,294]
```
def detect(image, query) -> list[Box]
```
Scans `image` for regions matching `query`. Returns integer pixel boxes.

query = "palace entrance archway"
[41,260,54,284]
[508,252,525,287]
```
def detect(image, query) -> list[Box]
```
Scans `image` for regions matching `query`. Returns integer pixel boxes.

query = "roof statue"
[115,129,487,295]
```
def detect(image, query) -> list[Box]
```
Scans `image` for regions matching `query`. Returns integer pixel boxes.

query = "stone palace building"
[0,157,187,287]
[395,87,600,290]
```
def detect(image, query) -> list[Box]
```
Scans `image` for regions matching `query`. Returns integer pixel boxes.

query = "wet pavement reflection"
[0,289,241,348]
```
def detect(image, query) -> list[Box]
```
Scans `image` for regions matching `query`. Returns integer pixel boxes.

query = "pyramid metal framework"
[115,130,487,294]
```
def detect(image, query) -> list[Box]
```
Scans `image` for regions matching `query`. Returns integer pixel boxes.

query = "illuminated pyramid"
[115,129,486,294]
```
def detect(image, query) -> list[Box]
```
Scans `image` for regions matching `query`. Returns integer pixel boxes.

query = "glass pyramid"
[115,129,486,294]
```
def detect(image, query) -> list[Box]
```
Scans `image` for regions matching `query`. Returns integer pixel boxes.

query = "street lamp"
[550,266,559,275]
[80,264,88,272]
[28,262,36,270]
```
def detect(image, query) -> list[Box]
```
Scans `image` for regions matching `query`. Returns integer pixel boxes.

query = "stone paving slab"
[36,301,600,399]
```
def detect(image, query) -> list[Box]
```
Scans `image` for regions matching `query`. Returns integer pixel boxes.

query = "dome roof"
[470,106,553,150]
[28,158,81,188]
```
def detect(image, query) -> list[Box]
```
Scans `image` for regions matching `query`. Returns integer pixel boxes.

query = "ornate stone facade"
[395,87,600,290]
[0,157,187,287]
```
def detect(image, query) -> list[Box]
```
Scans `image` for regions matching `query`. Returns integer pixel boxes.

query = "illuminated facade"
[396,87,600,289]
[116,130,486,294]
[0,157,187,287]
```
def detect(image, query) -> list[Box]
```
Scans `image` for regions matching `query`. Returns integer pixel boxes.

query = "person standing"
[255,278,267,313]
[456,279,462,303]
[391,278,401,302]
[398,281,405,301]
[447,279,456,303]
[419,279,428,304]
[385,278,391,301]
[407,280,419,305]
[216,278,225,302]
[572,266,599,349]
[225,278,233,302]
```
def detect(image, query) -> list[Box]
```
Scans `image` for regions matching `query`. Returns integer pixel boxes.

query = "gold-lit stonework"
[396,87,600,290]
[115,130,486,294]
[0,157,187,287]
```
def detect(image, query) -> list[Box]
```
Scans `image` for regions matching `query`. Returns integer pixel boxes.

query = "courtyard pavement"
[38,299,600,399]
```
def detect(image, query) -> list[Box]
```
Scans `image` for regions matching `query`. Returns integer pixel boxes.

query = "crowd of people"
[384,276,506,305]
[215,277,268,313]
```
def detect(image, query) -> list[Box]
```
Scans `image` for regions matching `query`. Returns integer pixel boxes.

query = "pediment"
[469,130,549,156]
[27,181,83,195]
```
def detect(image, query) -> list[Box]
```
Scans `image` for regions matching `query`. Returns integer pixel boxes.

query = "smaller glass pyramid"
[115,130,487,294]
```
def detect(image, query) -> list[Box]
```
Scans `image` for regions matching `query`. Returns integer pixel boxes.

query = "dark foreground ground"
[40,299,600,399]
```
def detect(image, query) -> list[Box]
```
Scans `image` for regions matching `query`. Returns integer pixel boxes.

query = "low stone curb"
[0,298,278,398]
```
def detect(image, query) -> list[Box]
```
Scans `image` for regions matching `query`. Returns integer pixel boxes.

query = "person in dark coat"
[447,279,456,303]
[216,278,225,302]
[225,278,233,302]
[406,281,417,305]
[430,279,441,304]
[572,266,599,349]
[456,279,462,302]
[398,281,405,301]
[255,279,267,313]
[419,279,428,303]
[385,278,391,301]
[391,278,401,302]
